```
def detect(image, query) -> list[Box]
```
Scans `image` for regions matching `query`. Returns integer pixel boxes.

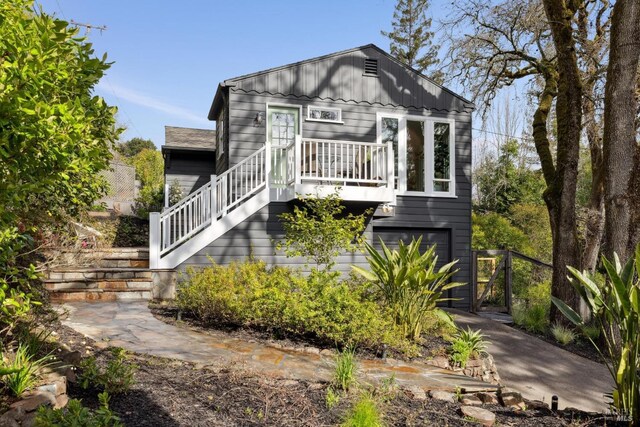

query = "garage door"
[372,227,451,269]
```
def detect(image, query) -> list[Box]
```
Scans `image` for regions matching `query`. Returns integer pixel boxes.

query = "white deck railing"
[299,138,389,186]
[152,146,267,262]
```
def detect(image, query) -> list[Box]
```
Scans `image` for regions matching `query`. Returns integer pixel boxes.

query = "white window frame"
[216,107,225,160]
[306,105,343,124]
[376,113,456,198]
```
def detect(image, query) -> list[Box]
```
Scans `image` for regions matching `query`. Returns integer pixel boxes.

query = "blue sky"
[36,0,456,147]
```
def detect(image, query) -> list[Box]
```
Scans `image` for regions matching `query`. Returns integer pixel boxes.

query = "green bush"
[78,348,136,394]
[353,237,463,340]
[550,323,576,346]
[449,327,487,368]
[553,245,640,423]
[333,347,357,392]
[512,302,549,334]
[177,260,413,353]
[341,394,383,427]
[35,391,122,427]
[1,344,54,397]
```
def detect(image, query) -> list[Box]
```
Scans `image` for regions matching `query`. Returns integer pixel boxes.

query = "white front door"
[267,106,300,187]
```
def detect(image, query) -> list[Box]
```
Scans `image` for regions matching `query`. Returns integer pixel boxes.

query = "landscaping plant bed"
[38,319,614,426]
[148,301,450,362]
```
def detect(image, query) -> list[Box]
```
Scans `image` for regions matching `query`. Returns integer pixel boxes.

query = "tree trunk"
[542,0,584,323]
[603,0,640,261]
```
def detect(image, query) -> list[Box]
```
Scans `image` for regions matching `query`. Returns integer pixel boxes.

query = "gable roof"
[209,44,474,119]
[163,126,216,152]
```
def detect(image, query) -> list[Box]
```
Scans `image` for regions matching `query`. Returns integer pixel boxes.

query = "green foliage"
[130,149,164,219]
[325,387,341,409]
[353,237,463,340]
[117,138,155,158]
[1,344,54,397]
[512,302,549,334]
[341,394,383,427]
[35,391,123,427]
[0,228,39,331]
[552,244,640,422]
[381,0,442,82]
[333,347,357,392]
[177,260,413,353]
[474,139,545,215]
[277,191,369,269]
[472,212,531,253]
[0,0,120,227]
[83,215,148,247]
[449,327,487,368]
[550,323,576,346]
[580,324,601,340]
[78,347,136,394]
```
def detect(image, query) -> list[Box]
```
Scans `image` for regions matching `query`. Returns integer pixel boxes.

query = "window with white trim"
[306,106,342,123]
[378,114,456,197]
[216,107,225,159]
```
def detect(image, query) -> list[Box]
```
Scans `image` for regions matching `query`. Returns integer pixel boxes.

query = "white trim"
[376,112,456,198]
[265,103,303,188]
[306,105,343,124]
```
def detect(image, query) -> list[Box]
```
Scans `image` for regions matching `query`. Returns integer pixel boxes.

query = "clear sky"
[35,0,456,147]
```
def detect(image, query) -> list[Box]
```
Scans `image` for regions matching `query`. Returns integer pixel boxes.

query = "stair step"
[46,268,152,281]
[45,280,152,292]
[49,289,152,303]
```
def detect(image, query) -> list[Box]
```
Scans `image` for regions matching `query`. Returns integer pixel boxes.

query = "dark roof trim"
[221,44,474,108]
[162,146,216,154]
[208,83,232,120]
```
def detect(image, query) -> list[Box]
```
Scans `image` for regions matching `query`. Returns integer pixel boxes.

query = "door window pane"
[433,122,450,192]
[406,120,425,192]
[271,112,296,146]
[381,117,399,189]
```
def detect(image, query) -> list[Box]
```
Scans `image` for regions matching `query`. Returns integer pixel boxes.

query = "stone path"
[451,309,612,413]
[58,302,496,395]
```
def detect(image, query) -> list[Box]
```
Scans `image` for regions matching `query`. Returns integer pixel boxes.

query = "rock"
[406,385,427,401]
[460,406,496,426]
[0,417,20,427]
[21,413,37,427]
[526,399,550,410]
[476,392,499,405]
[55,394,69,409]
[461,395,483,406]
[10,391,57,412]
[38,373,67,396]
[429,390,455,402]
[59,350,82,366]
[500,391,525,409]
[319,349,334,356]
[303,347,320,355]
[280,380,299,387]
[0,407,26,426]
[428,356,450,369]
[466,358,484,368]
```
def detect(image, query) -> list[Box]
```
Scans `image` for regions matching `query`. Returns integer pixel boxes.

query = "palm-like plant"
[553,244,640,423]
[353,237,464,340]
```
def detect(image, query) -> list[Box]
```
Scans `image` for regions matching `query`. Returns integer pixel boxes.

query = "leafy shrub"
[553,244,640,423]
[550,323,576,345]
[342,394,382,427]
[177,260,413,353]
[449,327,487,368]
[580,324,601,340]
[333,347,357,392]
[512,302,548,334]
[1,344,54,397]
[35,391,122,427]
[325,387,341,409]
[277,191,370,269]
[78,348,136,394]
[168,180,184,205]
[0,228,40,332]
[353,237,463,340]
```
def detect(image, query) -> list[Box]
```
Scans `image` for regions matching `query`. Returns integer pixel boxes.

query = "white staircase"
[149,146,268,269]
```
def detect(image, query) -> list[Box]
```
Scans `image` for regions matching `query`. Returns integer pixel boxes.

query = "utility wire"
[472,127,534,142]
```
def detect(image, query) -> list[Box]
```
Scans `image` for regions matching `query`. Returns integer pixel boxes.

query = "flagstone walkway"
[57,301,496,395]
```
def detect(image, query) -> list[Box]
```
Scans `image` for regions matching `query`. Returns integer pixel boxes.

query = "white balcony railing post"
[210,174,217,221]
[294,135,302,185]
[149,212,161,269]
[387,139,394,192]
[265,140,271,189]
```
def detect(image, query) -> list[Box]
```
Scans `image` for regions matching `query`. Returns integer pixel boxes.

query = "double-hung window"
[378,114,455,197]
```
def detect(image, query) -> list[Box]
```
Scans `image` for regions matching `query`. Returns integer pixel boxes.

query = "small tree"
[117,138,156,158]
[277,191,370,270]
[130,149,164,218]
[381,0,442,83]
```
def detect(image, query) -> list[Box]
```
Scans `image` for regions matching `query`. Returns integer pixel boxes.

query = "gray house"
[151,44,474,310]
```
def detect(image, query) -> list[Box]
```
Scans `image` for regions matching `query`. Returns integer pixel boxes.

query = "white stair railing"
[150,146,267,268]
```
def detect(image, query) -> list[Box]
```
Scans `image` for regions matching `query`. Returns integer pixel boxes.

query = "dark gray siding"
[164,151,216,195]
[178,202,375,275]
[227,45,473,113]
